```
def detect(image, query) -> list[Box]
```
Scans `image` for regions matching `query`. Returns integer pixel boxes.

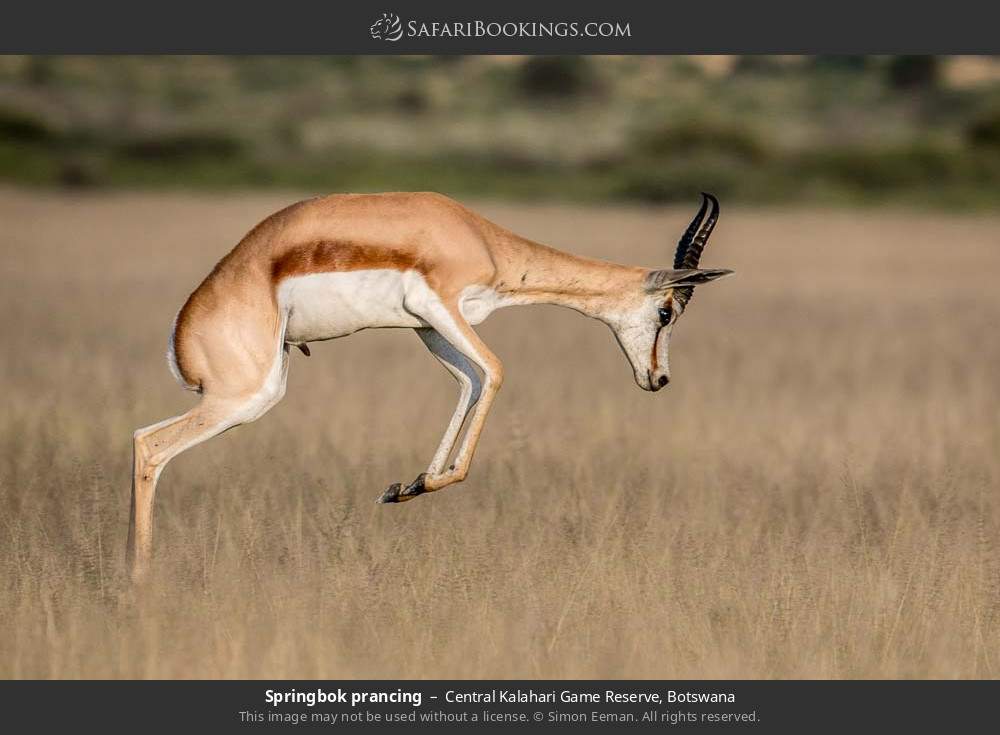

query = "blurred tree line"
[2,55,1000,206]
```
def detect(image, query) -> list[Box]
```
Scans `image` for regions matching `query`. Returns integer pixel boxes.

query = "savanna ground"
[0,187,998,678]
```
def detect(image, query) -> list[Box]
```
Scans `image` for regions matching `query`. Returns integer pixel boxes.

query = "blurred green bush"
[0,108,53,143]
[115,132,244,162]
[1,55,1000,207]
[516,57,597,98]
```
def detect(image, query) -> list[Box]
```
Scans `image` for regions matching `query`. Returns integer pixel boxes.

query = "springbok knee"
[133,421,173,481]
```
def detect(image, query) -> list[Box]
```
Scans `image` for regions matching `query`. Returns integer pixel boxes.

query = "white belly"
[280,269,427,343]
[278,270,508,344]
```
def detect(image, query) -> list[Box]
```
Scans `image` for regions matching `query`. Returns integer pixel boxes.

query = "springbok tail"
[166,310,201,393]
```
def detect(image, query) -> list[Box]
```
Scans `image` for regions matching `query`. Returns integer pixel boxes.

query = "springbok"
[127,192,731,581]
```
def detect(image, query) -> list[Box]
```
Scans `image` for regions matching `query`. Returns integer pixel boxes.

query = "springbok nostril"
[657,375,669,388]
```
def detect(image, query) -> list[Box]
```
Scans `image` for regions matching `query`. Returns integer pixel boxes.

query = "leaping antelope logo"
[370,12,403,41]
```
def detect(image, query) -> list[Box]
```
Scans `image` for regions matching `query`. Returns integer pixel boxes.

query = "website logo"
[368,15,631,43]
[370,12,404,42]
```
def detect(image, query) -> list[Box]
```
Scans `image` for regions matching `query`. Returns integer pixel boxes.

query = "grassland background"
[4,55,1000,206]
[1,188,998,678]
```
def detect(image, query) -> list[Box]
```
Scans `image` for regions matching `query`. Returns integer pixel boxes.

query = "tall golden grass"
[0,188,998,678]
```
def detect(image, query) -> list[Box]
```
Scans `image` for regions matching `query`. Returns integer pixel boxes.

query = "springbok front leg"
[379,304,503,503]
[416,327,482,475]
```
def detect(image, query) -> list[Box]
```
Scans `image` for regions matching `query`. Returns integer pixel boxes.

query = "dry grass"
[0,188,998,679]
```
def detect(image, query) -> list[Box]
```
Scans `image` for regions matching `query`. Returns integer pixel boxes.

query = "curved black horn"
[675,192,720,307]
[673,193,709,269]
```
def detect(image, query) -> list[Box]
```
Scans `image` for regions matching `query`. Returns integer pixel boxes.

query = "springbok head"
[611,193,733,392]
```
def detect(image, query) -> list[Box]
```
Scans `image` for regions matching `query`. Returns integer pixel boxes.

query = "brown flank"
[270,240,428,282]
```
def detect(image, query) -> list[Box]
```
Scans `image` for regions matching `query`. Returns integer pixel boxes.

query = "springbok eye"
[658,307,672,326]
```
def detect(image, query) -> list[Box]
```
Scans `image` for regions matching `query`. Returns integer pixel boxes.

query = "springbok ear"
[645,268,734,293]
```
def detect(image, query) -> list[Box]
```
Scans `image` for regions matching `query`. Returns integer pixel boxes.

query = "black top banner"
[3,0,1000,54]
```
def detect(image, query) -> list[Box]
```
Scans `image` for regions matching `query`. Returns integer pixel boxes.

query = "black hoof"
[377,482,403,504]
[400,473,428,499]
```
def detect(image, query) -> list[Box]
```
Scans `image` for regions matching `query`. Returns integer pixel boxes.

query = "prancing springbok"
[128,192,731,581]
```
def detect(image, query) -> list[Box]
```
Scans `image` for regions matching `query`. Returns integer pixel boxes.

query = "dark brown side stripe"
[271,240,428,282]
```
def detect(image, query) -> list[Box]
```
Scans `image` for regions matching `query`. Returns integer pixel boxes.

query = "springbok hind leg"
[128,398,239,583]
[126,384,284,583]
